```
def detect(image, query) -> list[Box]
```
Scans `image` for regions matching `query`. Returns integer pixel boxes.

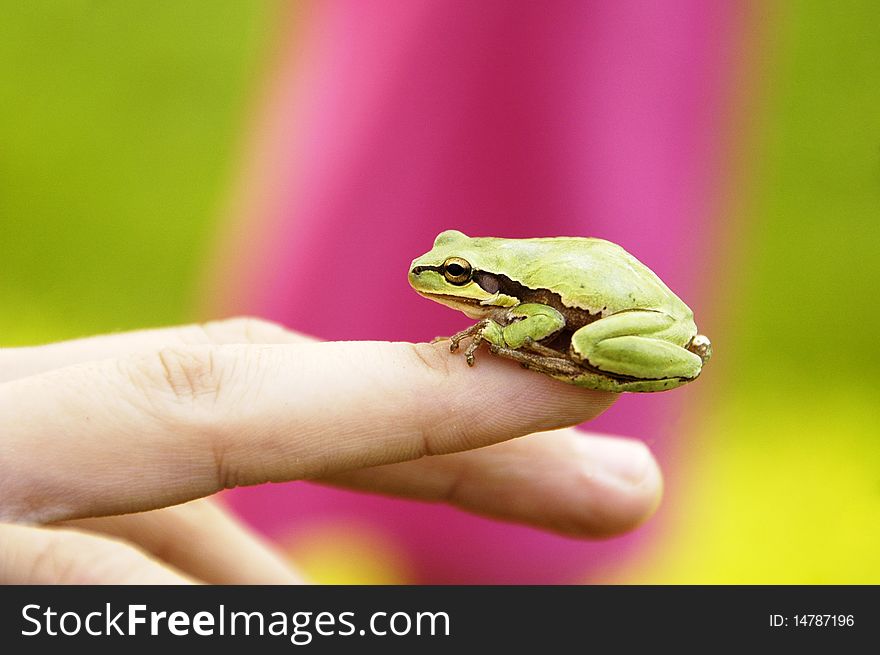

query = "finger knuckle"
[156,346,222,403]
[122,346,228,415]
[28,531,111,584]
[119,345,256,487]
[28,533,73,583]
[29,531,159,584]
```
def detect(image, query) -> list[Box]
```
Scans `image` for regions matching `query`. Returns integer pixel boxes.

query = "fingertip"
[570,435,664,537]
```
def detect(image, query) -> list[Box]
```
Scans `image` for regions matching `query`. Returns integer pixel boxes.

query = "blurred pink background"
[213,1,738,583]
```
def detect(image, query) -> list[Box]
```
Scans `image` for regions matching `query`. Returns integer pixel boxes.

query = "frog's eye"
[442,257,472,285]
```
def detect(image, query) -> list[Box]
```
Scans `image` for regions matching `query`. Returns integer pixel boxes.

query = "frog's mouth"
[416,292,494,320]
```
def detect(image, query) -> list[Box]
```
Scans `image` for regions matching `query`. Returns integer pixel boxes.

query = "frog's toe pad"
[687,334,712,363]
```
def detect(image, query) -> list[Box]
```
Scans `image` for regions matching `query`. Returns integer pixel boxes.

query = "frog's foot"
[488,344,583,377]
[450,311,568,367]
[447,320,494,366]
[449,321,486,352]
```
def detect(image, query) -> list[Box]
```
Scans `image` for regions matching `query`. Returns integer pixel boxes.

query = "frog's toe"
[687,334,712,364]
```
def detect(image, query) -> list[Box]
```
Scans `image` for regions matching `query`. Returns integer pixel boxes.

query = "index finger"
[0,341,616,523]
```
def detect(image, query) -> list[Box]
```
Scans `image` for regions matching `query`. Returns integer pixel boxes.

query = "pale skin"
[0,317,662,584]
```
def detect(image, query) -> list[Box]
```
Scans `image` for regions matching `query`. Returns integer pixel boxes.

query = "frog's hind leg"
[487,344,585,377]
[570,310,703,381]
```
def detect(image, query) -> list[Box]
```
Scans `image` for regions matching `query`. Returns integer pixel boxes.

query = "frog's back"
[482,236,692,317]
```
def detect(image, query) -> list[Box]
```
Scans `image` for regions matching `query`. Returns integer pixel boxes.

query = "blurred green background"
[0,2,279,344]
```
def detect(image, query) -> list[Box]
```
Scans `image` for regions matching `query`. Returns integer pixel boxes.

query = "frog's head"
[409,230,519,318]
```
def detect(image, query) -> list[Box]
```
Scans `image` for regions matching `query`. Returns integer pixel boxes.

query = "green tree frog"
[409,230,712,392]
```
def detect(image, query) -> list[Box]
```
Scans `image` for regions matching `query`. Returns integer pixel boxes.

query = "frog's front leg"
[449,303,565,366]
[569,310,703,381]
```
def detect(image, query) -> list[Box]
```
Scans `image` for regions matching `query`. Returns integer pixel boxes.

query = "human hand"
[0,317,662,583]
